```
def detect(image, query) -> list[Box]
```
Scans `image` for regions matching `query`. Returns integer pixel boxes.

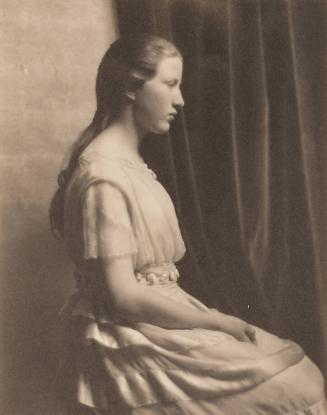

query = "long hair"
[49,34,181,237]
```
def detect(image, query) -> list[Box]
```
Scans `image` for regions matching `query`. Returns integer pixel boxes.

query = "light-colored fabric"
[58,151,326,415]
[64,151,186,270]
[83,183,138,259]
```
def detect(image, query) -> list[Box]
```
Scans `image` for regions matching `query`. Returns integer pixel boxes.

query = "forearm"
[99,256,228,332]
[115,285,221,330]
[115,287,256,343]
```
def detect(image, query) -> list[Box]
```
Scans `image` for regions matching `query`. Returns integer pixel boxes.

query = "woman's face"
[133,56,184,135]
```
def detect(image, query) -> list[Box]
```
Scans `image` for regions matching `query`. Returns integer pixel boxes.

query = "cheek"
[137,95,166,122]
[145,91,165,111]
[134,84,172,132]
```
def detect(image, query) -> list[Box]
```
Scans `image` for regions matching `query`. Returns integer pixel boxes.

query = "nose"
[173,87,184,108]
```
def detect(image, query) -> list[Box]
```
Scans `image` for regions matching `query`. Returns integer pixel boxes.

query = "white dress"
[57,151,326,414]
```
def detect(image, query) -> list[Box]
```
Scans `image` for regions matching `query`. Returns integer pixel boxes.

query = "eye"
[166,80,178,88]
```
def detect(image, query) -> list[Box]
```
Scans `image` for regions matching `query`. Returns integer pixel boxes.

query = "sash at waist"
[72,260,180,291]
[135,262,180,285]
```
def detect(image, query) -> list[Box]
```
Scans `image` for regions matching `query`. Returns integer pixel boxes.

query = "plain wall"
[0,2,118,413]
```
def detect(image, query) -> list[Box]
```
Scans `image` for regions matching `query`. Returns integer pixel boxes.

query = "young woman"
[51,34,325,415]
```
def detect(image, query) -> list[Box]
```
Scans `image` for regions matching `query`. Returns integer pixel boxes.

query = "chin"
[152,122,170,135]
[144,121,171,136]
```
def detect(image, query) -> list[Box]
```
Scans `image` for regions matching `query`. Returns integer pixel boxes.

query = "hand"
[214,312,257,344]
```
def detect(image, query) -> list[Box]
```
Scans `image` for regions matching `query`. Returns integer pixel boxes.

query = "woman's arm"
[98,255,256,343]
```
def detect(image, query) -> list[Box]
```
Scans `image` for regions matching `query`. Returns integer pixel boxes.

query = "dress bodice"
[63,151,186,272]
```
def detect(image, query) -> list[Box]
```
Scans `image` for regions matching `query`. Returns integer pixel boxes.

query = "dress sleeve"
[82,182,138,260]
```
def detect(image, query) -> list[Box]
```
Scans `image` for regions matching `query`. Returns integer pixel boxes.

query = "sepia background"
[0,1,118,413]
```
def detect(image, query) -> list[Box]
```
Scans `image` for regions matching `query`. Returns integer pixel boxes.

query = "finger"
[240,334,252,343]
[250,334,257,345]
[246,327,257,345]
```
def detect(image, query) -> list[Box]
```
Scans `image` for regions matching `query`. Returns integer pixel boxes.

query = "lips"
[168,112,177,121]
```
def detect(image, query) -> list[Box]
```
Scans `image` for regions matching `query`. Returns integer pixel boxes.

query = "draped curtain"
[115,0,327,378]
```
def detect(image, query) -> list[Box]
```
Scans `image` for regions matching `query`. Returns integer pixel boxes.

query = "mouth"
[167,113,177,121]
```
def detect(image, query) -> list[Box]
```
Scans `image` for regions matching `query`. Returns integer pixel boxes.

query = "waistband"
[135,262,180,285]
[73,261,180,288]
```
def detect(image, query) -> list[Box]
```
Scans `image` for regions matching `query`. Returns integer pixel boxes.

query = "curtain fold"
[287,0,327,315]
[115,0,327,378]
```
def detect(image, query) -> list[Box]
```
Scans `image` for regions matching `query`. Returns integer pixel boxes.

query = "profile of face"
[131,56,184,135]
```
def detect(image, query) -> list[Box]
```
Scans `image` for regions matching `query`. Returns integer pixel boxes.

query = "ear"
[126,90,135,101]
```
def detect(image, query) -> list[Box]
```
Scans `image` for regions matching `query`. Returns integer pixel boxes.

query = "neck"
[111,106,146,153]
[88,106,146,162]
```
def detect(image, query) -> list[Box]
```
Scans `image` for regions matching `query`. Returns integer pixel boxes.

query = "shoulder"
[66,151,132,206]
[77,151,130,189]
[80,151,126,178]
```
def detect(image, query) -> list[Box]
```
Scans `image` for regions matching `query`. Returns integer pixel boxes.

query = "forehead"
[154,56,183,79]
